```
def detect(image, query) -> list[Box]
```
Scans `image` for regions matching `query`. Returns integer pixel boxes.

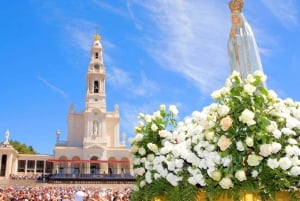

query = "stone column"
[0,154,2,177]
[5,154,12,180]
[25,160,28,174]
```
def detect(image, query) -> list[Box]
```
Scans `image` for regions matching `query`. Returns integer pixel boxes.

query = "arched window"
[94,81,99,93]
[95,52,99,59]
[94,64,99,71]
[90,156,100,174]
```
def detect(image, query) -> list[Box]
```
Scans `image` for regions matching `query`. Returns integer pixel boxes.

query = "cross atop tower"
[94,26,101,41]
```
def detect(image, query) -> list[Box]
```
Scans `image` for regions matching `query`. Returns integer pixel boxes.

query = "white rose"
[243,84,256,95]
[210,171,222,181]
[160,104,166,111]
[220,87,230,96]
[286,118,299,129]
[279,157,292,170]
[291,156,300,166]
[246,74,255,83]
[231,70,240,77]
[188,177,197,185]
[273,129,282,139]
[245,137,254,147]
[236,141,245,151]
[282,128,296,136]
[139,180,146,188]
[285,145,294,156]
[225,78,233,87]
[211,89,221,99]
[147,143,158,153]
[133,158,141,165]
[145,115,152,123]
[169,105,179,115]
[251,170,258,177]
[205,131,215,141]
[219,178,233,189]
[253,70,267,82]
[247,154,263,166]
[138,147,146,156]
[235,170,246,181]
[259,144,272,157]
[222,157,231,167]
[166,173,182,186]
[267,158,279,169]
[135,134,143,142]
[288,138,298,145]
[138,120,144,127]
[151,124,158,132]
[135,126,142,133]
[266,121,277,132]
[138,113,145,119]
[239,109,256,126]
[147,154,155,162]
[158,130,169,138]
[292,108,300,119]
[145,171,152,184]
[217,135,232,151]
[217,105,230,117]
[194,174,206,186]
[267,90,278,100]
[271,142,282,154]
[152,111,161,120]
[210,103,218,111]
[130,145,139,153]
[290,166,300,176]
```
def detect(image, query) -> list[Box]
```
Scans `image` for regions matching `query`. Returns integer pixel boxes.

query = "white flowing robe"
[228,13,264,81]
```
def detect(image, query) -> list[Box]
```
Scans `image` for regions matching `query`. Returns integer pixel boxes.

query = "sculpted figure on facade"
[4,129,9,143]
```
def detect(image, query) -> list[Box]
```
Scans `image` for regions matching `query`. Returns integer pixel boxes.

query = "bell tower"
[85,33,106,112]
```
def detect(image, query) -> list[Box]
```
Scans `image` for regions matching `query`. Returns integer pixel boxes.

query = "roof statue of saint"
[228,0,265,81]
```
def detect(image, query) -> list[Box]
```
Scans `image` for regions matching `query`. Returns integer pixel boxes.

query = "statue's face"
[231,14,241,25]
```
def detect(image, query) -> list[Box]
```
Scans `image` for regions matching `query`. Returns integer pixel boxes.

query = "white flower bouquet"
[130,71,300,201]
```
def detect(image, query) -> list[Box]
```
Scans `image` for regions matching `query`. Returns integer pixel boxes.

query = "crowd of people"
[0,185,132,201]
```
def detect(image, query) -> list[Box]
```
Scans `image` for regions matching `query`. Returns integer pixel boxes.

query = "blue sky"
[0,0,299,154]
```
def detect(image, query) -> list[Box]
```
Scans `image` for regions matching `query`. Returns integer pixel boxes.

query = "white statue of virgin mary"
[228,0,264,81]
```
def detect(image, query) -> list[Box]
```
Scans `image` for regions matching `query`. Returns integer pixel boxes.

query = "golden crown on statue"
[229,0,244,12]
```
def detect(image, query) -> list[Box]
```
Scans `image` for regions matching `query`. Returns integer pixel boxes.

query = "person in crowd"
[0,185,132,201]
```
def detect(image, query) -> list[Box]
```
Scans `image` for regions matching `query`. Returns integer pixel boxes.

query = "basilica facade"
[0,34,131,180]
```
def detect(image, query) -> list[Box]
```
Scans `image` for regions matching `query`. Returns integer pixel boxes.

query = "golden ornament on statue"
[229,0,244,13]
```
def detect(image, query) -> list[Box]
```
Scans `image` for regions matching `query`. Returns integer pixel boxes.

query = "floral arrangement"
[130,71,300,201]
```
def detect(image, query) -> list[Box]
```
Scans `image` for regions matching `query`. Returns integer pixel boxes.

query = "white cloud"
[126,0,143,30]
[132,73,159,96]
[64,19,98,52]
[92,0,129,18]
[37,76,68,98]
[107,67,131,88]
[131,0,231,94]
[261,0,298,28]
[107,67,159,96]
